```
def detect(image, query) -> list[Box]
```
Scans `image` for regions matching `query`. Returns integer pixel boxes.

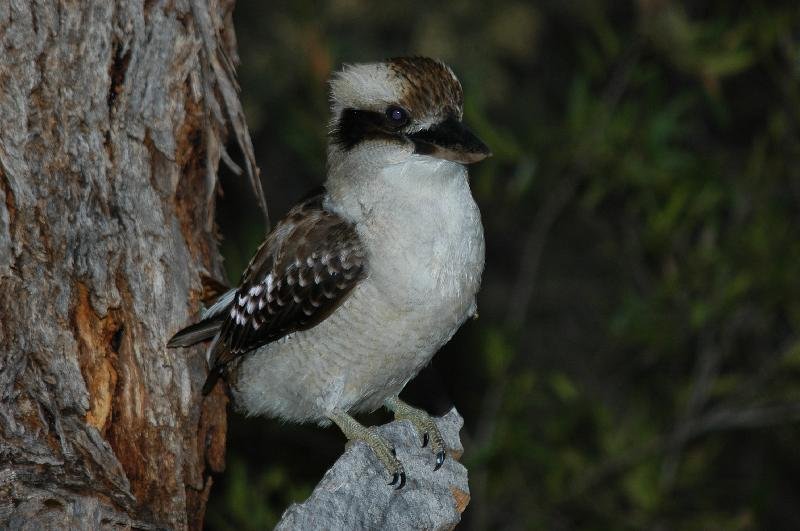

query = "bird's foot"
[328,410,406,489]
[385,397,446,471]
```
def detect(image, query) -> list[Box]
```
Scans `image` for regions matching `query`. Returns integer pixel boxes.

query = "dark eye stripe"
[331,108,409,151]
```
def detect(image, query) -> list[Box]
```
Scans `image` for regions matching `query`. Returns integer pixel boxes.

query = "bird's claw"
[365,431,404,489]
[328,411,407,491]
[422,432,446,470]
[388,470,406,489]
[383,398,448,477]
[434,450,446,471]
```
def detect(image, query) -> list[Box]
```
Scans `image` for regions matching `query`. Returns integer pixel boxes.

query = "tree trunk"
[0,1,262,528]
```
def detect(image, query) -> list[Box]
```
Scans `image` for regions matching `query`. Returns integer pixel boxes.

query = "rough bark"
[0,1,262,528]
[276,409,470,531]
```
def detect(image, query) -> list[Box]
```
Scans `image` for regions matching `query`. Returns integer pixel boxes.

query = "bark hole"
[110,326,124,353]
[1,170,16,231]
[107,44,131,111]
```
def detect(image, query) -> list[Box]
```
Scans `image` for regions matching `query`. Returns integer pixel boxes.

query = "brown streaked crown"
[388,57,464,120]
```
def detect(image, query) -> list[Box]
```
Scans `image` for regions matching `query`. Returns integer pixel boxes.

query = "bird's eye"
[385,106,409,126]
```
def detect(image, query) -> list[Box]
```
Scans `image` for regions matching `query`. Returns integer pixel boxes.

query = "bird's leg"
[385,396,446,471]
[327,409,406,489]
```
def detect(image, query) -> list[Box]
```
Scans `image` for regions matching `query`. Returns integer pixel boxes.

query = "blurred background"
[208,1,800,529]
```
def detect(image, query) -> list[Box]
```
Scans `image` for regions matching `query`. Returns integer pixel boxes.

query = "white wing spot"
[249,284,263,297]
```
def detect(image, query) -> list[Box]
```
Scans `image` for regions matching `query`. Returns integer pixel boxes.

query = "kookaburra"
[169,56,490,489]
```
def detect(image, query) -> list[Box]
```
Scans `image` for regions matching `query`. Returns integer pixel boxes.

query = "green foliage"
[207,457,312,530]
[214,1,800,529]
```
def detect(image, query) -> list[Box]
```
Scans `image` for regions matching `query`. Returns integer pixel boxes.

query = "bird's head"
[327,57,491,168]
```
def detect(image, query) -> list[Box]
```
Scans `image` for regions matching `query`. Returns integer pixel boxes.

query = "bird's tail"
[167,317,223,348]
[167,288,235,348]
[168,288,236,394]
[202,367,225,395]
[168,317,227,395]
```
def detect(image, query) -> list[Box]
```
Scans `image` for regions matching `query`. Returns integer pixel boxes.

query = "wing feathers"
[207,192,367,375]
[201,288,236,319]
[170,191,367,394]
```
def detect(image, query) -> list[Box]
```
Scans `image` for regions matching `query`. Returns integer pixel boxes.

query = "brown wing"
[206,192,366,384]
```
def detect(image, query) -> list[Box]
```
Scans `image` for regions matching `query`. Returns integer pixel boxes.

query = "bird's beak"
[408,116,491,165]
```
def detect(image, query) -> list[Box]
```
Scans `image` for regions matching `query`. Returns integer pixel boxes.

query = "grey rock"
[276,408,470,531]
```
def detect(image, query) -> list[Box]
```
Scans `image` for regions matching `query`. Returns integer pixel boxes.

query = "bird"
[168,56,490,489]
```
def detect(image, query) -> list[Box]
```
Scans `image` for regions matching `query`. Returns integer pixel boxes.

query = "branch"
[275,409,469,530]
[562,401,800,503]
[682,402,800,438]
